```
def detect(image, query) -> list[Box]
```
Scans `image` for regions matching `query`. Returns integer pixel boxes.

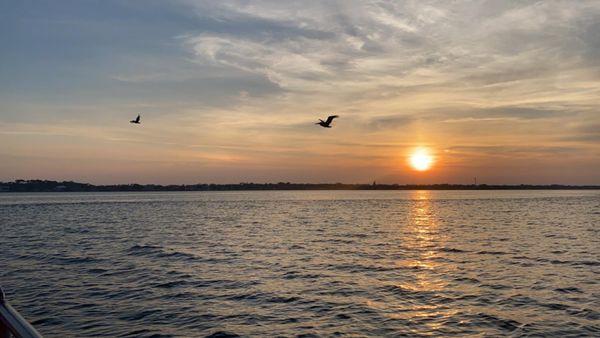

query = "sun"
[409,148,434,171]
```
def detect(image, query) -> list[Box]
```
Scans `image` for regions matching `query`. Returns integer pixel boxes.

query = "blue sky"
[1,1,599,184]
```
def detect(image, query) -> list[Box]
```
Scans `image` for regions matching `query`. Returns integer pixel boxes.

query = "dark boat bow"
[0,287,43,338]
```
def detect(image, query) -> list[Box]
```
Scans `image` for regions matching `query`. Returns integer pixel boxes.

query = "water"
[0,190,598,337]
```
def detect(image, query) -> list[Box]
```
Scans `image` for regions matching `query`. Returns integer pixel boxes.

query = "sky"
[1,0,599,184]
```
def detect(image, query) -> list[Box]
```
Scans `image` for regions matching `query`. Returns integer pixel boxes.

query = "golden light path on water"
[361,190,459,333]
[387,191,457,329]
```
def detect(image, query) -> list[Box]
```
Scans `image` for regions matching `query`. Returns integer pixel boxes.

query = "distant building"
[0,186,9,192]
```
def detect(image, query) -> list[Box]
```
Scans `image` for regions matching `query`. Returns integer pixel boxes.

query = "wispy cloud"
[182,1,600,103]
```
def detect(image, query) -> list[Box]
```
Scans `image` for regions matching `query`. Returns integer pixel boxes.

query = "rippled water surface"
[1,190,599,337]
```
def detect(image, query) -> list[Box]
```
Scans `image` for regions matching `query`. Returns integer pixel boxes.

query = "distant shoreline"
[1,180,599,192]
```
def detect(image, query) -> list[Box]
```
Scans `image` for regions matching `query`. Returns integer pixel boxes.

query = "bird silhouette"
[316,115,339,128]
[130,114,141,124]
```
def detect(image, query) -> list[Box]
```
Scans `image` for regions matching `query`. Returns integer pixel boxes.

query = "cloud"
[446,145,584,156]
[181,1,600,101]
[438,106,570,122]
[560,123,600,143]
[366,114,415,130]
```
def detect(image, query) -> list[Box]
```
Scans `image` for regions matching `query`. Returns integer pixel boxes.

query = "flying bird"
[130,114,141,124]
[316,115,339,128]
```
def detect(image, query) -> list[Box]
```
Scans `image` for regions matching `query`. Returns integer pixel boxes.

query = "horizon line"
[2,180,600,191]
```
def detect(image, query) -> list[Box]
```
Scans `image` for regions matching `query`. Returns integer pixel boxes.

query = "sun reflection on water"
[404,191,446,289]
[386,190,455,324]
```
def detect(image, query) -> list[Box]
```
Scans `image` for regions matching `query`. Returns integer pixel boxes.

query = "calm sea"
[1,191,598,337]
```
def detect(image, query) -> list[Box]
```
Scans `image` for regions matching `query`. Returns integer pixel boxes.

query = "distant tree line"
[0,179,598,192]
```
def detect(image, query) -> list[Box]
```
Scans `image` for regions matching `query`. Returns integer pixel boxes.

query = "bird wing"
[325,115,339,124]
[136,115,141,122]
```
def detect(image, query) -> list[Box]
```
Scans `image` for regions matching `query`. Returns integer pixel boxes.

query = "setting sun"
[409,148,434,171]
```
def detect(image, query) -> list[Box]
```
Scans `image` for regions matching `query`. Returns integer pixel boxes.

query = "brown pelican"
[316,115,338,128]
[130,114,141,124]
